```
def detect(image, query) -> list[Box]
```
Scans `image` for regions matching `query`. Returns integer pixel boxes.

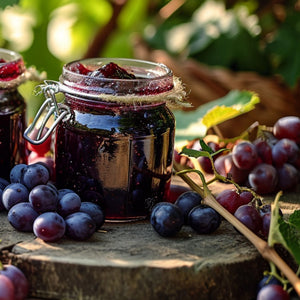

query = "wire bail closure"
[23,81,70,145]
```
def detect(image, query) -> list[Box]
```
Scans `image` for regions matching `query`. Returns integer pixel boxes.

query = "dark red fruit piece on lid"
[90,62,136,79]
[0,60,24,80]
[68,62,92,75]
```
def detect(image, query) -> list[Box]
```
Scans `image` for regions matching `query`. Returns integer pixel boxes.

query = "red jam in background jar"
[54,58,178,221]
[0,49,27,180]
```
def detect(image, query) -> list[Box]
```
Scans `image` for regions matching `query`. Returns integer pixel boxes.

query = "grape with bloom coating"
[0,274,15,300]
[272,138,299,167]
[65,212,96,241]
[150,202,184,237]
[277,163,299,191]
[2,183,29,211]
[234,205,262,235]
[214,153,248,184]
[257,284,290,300]
[29,184,58,213]
[57,192,81,217]
[8,202,39,232]
[216,189,241,214]
[80,202,105,229]
[253,139,273,165]
[232,141,258,170]
[21,163,50,190]
[33,212,66,242]
[248,163,278,194]
[0,264,29,300]
[188,205,221,234]
[175,191,202,224]
[273,115,300,143]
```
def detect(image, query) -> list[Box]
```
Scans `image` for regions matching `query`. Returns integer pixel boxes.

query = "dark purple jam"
[54,59,175,220]
[0,53,27,180]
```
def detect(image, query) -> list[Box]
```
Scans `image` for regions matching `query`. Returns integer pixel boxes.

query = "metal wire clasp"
[23,80,70,145]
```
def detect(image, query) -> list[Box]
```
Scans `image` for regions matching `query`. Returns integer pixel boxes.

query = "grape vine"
[174,116,300,298]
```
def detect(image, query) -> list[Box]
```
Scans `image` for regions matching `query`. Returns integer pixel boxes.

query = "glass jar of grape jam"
[0,49,27,180]
[25,58,187,221]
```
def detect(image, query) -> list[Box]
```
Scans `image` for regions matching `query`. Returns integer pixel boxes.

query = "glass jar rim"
[0,48,23,62]
[59,58,175,98]
[62,58,173,82]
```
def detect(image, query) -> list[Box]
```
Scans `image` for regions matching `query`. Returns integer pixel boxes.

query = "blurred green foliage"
[0,0,299,120]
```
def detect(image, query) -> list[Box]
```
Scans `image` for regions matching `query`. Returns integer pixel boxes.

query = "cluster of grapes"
[0,163,104,242]
[215,188,277,239]
[0,264,29,300]
[176,116,300,195]
[150,191,221,237]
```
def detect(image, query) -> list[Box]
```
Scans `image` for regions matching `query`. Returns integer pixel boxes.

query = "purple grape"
[215,189,241,214]
[65,212,96,241]
[150,202,184,237]
[272,138,299,167]
[232,141,258,170]
[0,265,29,300]
[257,275,282,293]
[248,163,278,194]
[0,177,10,190]
[197,156,214,174]
[2,183,29,211]
[80,202,105,229]
[259,204,283,217]
[174,191,202,224]
[29,184,58,213]
[58,188,74,200]
[254,139,273,165]
[257,284,290,300]
[239,191,253,205]
[8,202,39,232]
[21,163,50,190]
[277,163,299,191]
[33,212,66,242]
[0,274,15,300]
[188,204,221,234]
[9,164,27,183]
[214,154,248,184]
[261,212,271,239]
[273,115,300,143]
[234,205,262,235]
[57,192,81,217]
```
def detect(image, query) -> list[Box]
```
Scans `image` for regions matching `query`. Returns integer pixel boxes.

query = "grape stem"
[173,160,300,296]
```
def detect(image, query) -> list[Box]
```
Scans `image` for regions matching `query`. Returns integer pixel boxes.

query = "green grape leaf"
[0,0,19,9]
[268,194,300,265]
[174,90,259,143]
[199,140,214,154]
[278,217,300,265]
[180,147,211,159]
[288,210,300,228]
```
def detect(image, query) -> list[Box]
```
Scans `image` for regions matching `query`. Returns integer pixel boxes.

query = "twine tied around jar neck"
[33,76,190,109]
[0,66,47,89]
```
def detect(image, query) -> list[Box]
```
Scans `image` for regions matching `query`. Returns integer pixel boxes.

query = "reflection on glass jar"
[55,97,175,220]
